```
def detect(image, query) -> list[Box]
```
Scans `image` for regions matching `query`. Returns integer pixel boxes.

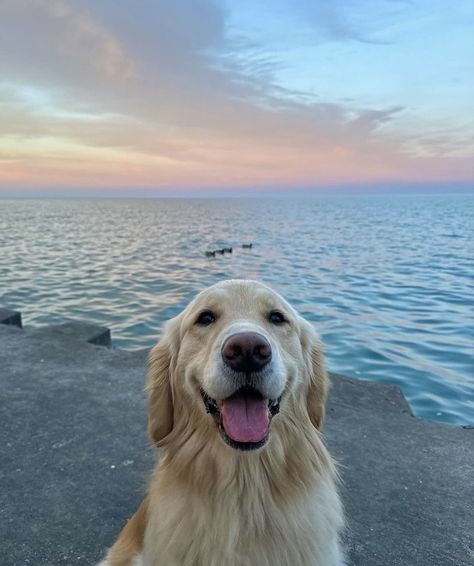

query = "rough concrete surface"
[0,314,472,566]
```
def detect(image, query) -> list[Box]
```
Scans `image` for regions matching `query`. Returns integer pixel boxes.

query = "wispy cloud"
[291,0,404,44]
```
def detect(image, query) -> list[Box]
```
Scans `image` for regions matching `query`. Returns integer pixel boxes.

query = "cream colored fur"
[99,280,345,566]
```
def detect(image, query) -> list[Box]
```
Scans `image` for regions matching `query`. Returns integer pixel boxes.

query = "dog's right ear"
[146,321,178,446]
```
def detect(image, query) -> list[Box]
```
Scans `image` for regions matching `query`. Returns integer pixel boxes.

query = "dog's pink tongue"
[221,396,269,443]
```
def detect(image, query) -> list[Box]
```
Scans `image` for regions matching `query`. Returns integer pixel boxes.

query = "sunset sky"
[0,0,473,195]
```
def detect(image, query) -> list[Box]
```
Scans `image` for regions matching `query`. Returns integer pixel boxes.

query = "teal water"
[0,195,473,425]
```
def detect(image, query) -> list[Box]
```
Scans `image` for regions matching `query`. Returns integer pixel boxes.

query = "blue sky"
[223,0,473,151]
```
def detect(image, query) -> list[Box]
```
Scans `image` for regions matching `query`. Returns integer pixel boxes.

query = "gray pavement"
[0,312,472,566]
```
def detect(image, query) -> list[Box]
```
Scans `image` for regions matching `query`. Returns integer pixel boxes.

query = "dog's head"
[147,280,328,452]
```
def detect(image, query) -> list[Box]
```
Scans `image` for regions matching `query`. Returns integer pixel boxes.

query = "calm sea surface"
[0,195,473,425]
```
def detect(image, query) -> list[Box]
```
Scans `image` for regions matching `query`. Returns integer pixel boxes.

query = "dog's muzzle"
[199,332,281,451]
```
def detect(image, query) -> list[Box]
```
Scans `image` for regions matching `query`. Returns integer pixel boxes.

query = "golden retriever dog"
[99,280,345,566]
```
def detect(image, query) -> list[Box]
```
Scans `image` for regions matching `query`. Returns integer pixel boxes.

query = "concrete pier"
[0,313,472,565]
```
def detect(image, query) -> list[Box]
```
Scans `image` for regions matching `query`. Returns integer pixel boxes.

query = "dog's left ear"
[300,320,329,430]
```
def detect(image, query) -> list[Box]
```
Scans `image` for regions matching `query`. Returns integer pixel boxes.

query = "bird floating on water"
[205,245,249,257]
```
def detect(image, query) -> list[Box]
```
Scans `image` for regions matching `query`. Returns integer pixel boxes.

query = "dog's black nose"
[221,332,272,373]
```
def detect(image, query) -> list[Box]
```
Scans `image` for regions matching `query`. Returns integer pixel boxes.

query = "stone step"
[0,308,22,328]
[0,315,472,566]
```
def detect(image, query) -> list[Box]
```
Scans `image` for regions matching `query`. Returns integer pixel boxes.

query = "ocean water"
[0,195,473,426]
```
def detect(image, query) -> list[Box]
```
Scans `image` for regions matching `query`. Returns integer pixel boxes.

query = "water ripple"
[0,195,473,425]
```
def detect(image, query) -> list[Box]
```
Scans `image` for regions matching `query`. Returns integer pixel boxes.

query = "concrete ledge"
[0,308,22,328]
[0,316,472,566]
[28,320,112,347]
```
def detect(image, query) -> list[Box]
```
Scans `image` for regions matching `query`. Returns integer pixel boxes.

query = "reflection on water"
[0,195,473,425]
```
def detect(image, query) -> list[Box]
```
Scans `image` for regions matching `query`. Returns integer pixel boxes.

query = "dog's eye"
[268,311,287,324]
[195,310,216,326]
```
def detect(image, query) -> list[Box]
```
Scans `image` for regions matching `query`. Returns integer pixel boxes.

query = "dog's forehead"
[189,280,287,314]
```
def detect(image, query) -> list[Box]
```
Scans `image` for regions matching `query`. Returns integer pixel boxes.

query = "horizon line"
[0,182,473,199]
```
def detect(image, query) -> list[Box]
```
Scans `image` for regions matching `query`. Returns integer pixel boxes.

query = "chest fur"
[142,475,343,566]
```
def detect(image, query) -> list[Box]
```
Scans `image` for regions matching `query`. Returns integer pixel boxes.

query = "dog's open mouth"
[200,386,281,451]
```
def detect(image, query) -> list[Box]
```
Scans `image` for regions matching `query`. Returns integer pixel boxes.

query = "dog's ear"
[306,342,329,429]
[146,320,178,446]
[300,320,329,430]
